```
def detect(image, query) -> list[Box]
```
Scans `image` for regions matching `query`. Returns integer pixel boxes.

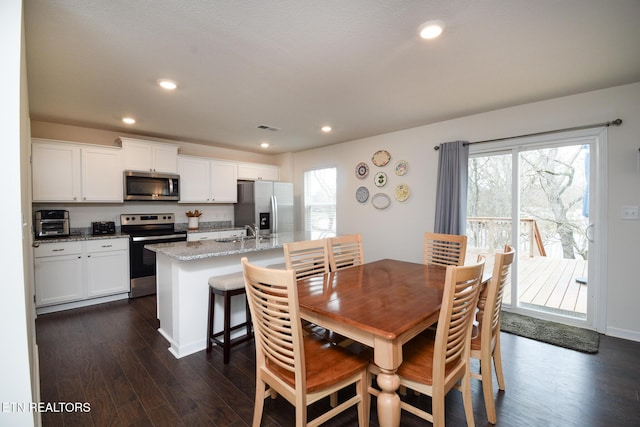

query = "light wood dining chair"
[283,239,330,280]
[368,257,485,427]
[328,234,364,271]
[284,238,347,350]
[241,258,369,427]
[424,232,468,266]
[470,245,515,424]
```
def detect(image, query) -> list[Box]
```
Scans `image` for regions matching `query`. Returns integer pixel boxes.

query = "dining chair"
[368,257,486,427]
[241,258,369,427]
[283,239,330,280]
[424,232,468,266]
[470,245,515,424]
[284,238,347,350]
[328,234,364,271]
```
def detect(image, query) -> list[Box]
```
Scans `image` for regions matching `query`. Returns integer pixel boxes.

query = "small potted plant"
[186,210,203,230]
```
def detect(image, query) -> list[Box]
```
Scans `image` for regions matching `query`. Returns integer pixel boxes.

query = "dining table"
[296,258,451,427]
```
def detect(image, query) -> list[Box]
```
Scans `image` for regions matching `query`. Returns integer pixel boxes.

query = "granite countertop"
[32,231,130,245]
[146,231,327,261]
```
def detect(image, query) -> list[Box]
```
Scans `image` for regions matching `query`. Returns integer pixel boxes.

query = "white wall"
[2,0,36,426]
[292,82,640,341]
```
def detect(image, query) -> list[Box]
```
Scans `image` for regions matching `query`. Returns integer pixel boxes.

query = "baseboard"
[36,293,129,315]
[605,326,640,343]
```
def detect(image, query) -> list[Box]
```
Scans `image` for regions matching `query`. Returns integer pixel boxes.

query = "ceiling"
[24,0,640,154]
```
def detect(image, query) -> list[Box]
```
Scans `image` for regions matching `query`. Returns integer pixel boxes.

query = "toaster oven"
[35,210,70,238]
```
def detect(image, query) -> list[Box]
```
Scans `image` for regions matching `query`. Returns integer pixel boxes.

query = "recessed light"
[418,20,445,39]
[158,79,177,90]
[260,142,270,148]
[122,117,136,125]
[321,126,332,133]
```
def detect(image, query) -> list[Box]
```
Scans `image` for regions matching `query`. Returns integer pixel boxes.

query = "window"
[304,167,336,239]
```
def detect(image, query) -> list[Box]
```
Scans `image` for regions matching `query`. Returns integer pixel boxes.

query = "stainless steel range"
[121,213,187,298]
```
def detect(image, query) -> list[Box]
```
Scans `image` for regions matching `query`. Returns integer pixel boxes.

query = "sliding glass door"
[467,128,607,330]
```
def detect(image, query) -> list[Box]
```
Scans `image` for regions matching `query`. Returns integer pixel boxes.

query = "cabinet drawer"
[85,238,129,253]
[34,241,82,258]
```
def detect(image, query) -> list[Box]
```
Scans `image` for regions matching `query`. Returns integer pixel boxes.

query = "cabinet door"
[178,156,212,202]
[237,163,261,180]
[32,142,81,202]
[259,165,280,181]
[81,147,124,202]
[210,160,237,202]
[122,139,178,173]
[237,162,279,181]
[152,145,178,173]
[86,249,129,298]
[34,254,84,306]
[123,140,154,172]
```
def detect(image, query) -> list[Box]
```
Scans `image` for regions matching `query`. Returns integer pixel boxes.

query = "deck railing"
[467,217,546,257]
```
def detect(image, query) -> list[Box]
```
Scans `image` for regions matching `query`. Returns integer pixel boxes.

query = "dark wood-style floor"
[36,295,640,426]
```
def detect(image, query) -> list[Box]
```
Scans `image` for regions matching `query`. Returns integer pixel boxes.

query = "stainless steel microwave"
[123,171,180,201]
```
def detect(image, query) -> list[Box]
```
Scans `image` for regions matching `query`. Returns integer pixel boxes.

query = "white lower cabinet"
[34,243,84,307]
[34,238,129,312]
[85,239,130,298]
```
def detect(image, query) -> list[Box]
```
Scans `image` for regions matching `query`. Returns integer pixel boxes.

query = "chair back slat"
[435,257,485,371]
[328,234,364,271]
[283,239,330,280]
[424,232,468,266]
[479,245,515,344]
[242,259,304,379]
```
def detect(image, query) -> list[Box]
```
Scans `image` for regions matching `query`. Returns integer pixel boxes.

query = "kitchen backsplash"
[32,202,235,229]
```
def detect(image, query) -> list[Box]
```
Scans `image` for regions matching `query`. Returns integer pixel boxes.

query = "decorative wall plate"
[355,186,369,203]
[355,162,369,179]
[374,172,387,187]
[371,193,391,210]
[372,150,391,167]
[395,160,408,176]
[394,183,411,202]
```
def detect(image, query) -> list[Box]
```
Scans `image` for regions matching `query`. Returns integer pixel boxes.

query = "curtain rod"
[433,118,622,150]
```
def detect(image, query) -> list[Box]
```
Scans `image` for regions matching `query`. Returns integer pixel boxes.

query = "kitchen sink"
[214,236,254,243]
[214,235,273,243]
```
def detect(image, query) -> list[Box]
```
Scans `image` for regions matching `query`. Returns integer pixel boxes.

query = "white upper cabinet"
[237,162,280,181]
[178,155,238,203]
[32,139,123,203]
[32,142,82,202]
[118,137,179,173]
[81,147,123,202]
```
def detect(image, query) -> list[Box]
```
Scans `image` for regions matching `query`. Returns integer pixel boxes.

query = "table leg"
[375,368,401,427]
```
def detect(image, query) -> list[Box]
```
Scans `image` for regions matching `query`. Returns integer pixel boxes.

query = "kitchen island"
[146,232,321,359]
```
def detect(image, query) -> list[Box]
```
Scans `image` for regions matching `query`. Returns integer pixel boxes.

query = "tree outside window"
[304,168,336,239]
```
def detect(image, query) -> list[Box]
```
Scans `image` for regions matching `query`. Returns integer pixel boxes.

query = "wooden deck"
[468,250,588,316]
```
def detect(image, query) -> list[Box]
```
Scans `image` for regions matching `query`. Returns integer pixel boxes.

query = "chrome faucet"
[245,223,258,237]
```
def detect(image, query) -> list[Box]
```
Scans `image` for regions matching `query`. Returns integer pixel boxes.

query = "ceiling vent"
[257,124,280,131]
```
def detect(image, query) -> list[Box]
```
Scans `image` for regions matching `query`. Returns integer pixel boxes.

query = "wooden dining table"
[296,258,450,427]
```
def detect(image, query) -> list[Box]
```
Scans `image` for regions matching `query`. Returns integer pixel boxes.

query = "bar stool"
[206,272,253,364]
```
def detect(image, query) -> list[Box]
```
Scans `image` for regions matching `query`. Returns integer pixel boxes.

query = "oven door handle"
[131,234,186,242]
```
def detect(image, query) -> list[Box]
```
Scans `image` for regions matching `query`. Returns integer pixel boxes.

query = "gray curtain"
[434,141,469,234]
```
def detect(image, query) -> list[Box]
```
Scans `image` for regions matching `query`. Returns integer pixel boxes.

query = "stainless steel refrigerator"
[235,180,294,236]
